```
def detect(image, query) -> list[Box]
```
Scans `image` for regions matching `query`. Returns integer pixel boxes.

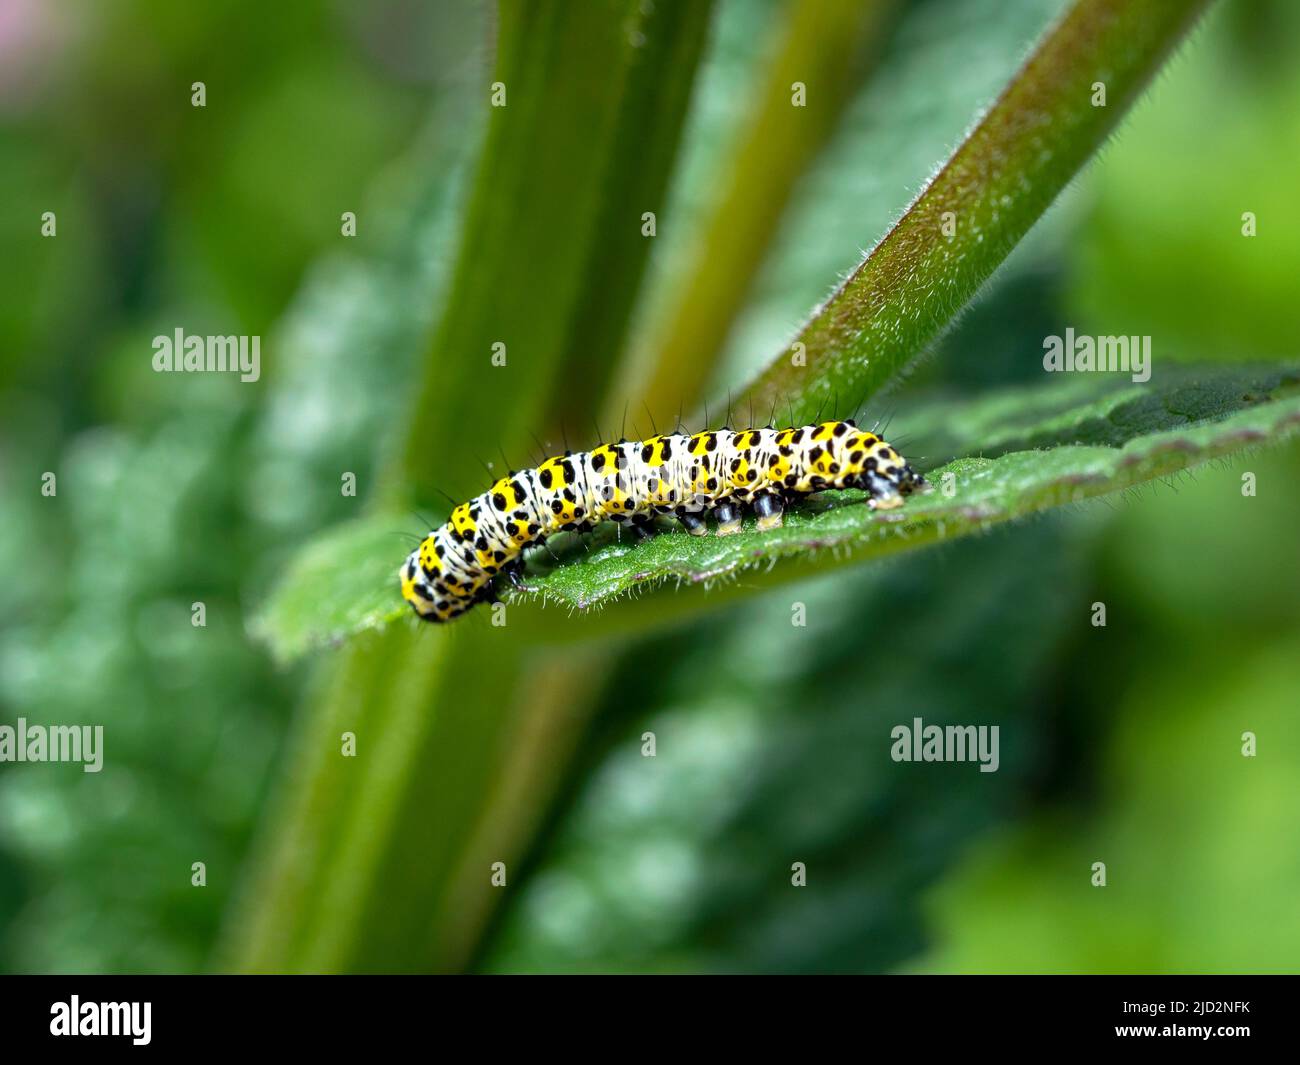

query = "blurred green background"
[1,0,1297,973]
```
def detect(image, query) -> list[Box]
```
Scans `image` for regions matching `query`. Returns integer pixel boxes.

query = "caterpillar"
[400,419,925,622]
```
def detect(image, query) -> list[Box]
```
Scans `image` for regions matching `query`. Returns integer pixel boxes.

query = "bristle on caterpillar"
[399,420,926,622]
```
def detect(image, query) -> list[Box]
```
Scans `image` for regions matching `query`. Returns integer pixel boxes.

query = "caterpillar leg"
[714,501,743,537]
[860,469,909,511]
[628,513,656,540]
[678,511,708,536]
[503,559,530,592]
[752,492,783,531]
[867,491,904,511]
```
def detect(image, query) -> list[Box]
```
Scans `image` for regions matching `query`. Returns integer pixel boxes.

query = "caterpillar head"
[860,464,926,510]
[838,431,927,509]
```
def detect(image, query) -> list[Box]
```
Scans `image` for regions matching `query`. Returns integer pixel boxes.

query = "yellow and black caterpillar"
[400,420,925,622]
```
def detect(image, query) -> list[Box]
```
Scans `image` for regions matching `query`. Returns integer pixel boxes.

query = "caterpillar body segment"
[400,420,925,622]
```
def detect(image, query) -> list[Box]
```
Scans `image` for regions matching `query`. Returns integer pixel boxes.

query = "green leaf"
[513,366,1300,618]
[250,517,408,665]
[254,366,1300,655]
[742,0,1212,423]
[252,0,1219,662]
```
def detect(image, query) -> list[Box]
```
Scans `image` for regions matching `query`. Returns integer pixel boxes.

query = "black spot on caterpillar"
[400,420,926,622]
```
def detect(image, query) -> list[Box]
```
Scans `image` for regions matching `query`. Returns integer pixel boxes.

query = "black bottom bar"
[1,974,1291,1052]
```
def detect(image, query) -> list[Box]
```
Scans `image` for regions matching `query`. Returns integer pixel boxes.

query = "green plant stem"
[742,0,1213,423]
[386,0,714,506]
[221,0,714,973]
[637,0,899,425]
